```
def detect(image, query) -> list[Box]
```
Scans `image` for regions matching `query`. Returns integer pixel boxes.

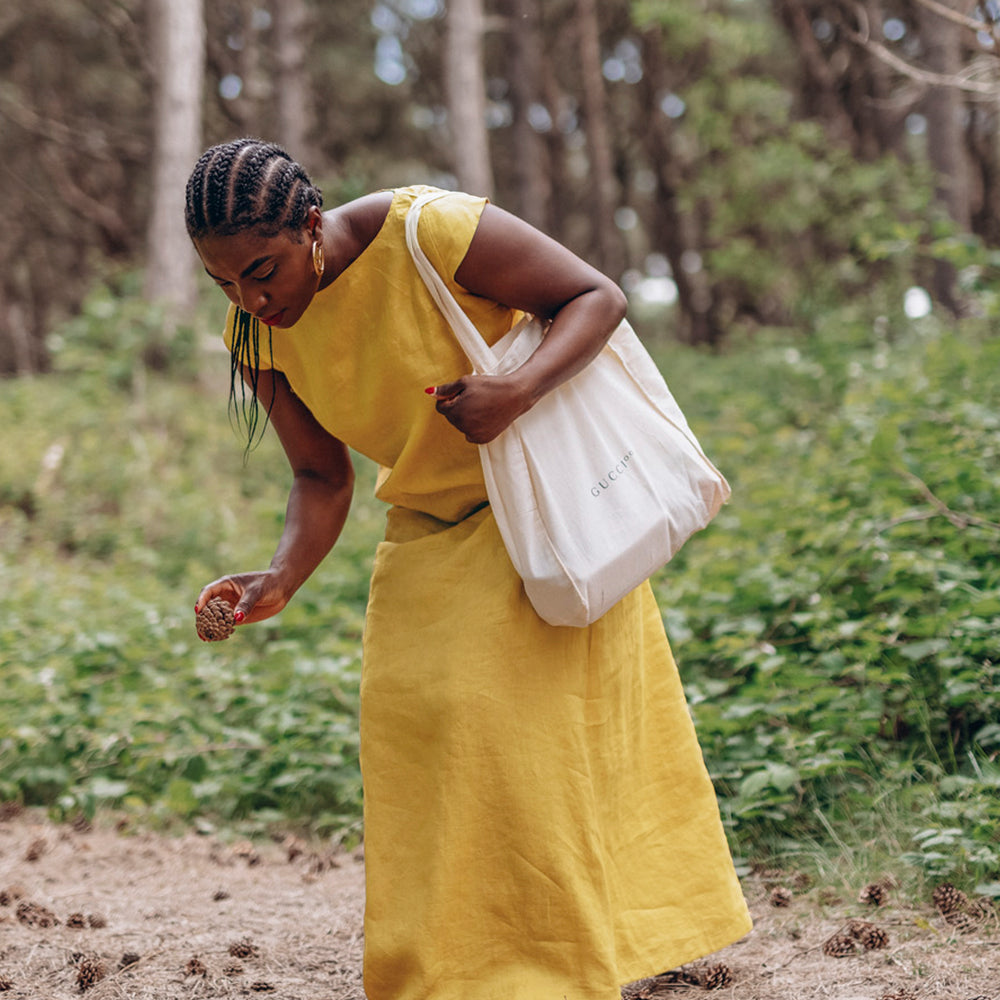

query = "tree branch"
[845,12,1000,95]
[900,469,1000,531]
[911,0,998,38]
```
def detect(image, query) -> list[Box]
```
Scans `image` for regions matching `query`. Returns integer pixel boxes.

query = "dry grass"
[0,809,996,999]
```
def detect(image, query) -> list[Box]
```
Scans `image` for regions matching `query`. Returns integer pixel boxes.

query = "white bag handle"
[404,191,505,375]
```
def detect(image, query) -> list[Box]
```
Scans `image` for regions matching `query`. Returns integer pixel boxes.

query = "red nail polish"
[234,610,245,623]
[424,386,436,395]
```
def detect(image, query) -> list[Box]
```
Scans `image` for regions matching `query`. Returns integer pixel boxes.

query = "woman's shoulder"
[331,190,395,254]
[328,186,486,271]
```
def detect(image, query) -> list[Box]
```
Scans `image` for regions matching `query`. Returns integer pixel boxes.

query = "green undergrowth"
[651,312,1000,893]
[1,283,998,892]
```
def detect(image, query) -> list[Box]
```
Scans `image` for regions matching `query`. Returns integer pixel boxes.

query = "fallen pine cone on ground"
[822,932,857,957]
[858,881,888,906]
[228,937,260,959]
[196,597,236,641]
[769,886,793,907]
[932,882,967,916]
[701,963,733,990]
[75,955,106,992]
[184,956,207,977]
[16,901,59,927]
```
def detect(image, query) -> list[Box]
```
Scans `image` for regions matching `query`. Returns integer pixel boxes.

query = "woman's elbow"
[603,279,629,327]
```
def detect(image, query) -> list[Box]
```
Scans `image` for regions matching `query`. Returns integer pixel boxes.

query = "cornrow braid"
[185,138,324,453]
[184,137,322,240]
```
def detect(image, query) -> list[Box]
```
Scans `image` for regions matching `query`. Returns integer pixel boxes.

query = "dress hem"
[618,913,753,988]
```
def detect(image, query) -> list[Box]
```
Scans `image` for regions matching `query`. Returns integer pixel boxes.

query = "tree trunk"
[916,2,970,313]
[770,0,859,152]
[639,28,721,346]
[274,0,313,162]
[540,58,571,241]
[444,0,494,197]
[144,0,205,314]
[860,0,906,157]
[503,0,549,228]
[575,0,622,278]
[967,103,1000,246]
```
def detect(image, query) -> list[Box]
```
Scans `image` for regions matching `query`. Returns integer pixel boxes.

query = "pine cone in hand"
[196,598,236,641]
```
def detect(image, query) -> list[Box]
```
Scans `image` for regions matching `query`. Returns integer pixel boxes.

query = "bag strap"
[404,191,499,375]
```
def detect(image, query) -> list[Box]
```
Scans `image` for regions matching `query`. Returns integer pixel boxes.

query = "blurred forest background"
[1,0,999,895]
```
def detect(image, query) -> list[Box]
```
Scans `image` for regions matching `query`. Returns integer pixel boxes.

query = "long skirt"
[360,505,751,1000]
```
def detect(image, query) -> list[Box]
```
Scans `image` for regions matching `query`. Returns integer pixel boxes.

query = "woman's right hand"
[195,569,293,626]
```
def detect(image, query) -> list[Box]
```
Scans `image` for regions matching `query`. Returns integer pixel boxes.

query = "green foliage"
[634,0,938,333]
[652,310,1000,886]
[1,286,381,836]
[2,281,998,891]
[47,271,200,387]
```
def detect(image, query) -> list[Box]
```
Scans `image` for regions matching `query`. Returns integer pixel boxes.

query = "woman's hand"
[194,367,354,631]
[428,373,532,444]
[195,570,293,627]
[428,202,627,432]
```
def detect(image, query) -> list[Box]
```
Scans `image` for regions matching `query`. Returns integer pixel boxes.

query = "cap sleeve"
[415,191,489,290]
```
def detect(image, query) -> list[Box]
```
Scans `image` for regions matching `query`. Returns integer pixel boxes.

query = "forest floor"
[0,807,997,1000]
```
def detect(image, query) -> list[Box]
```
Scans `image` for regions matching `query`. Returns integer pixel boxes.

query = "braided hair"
[185,138,323,454]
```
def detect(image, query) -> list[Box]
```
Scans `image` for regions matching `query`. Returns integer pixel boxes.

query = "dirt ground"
[0,808,997,1000]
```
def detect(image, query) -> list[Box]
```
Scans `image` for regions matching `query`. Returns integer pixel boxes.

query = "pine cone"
[630,968,702,996]
[932,882,967,915]
[24,837,46,862]
[769,886,793,907]
[231,840,261,866]
[701,963,733,989]
[184,956,207,977]
[876,991,916,1000]
[16,900,59,927]
[196,597,236,641]
[943,909,977,933]
[75,955,106,992]
[228,937,260,959]
[964,897,995,921]
[283,834,306,862]
[66,912,87,928]
[859,882,888,906]
[857,923,889,950]
[249,983,275,992]
[822,932,857,958]
[87,913,106,928]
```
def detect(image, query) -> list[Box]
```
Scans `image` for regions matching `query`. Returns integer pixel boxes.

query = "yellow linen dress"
[224,186,752,1000]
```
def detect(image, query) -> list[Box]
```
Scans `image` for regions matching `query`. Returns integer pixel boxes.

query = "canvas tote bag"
[406,191,730,627]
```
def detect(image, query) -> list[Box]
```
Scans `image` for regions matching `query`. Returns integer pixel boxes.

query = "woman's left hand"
[424,202,627,442]
[428,374,530,444]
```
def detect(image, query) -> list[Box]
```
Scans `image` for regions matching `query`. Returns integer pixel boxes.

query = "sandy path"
[1,810,996,999]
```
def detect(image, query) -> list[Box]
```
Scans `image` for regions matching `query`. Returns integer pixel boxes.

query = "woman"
[187,138,751,1000]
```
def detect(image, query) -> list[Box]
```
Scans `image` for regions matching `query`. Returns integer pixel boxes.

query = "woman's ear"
[306,205,323,240]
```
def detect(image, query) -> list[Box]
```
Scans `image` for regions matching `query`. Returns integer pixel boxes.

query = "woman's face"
[195,215,320,329]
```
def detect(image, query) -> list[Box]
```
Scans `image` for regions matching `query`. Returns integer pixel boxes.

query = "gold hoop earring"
[312,239,325,279]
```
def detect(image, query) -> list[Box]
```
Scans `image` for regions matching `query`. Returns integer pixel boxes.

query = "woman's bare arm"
[429,203,628,443]
[195,367,354,625]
